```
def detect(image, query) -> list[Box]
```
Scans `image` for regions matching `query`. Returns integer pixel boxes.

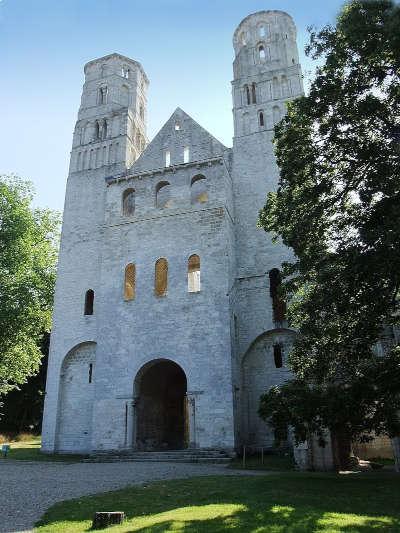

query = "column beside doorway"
[186,391,202,449]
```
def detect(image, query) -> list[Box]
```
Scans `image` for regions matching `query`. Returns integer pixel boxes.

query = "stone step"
[85,449,233,464]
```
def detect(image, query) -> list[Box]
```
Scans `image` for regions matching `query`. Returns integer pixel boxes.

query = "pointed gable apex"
[129,108,227,174]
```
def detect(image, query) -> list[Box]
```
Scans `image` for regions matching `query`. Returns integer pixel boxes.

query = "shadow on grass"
[36,472,400,533]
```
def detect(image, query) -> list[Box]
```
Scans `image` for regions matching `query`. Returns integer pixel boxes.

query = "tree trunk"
[92,512,125,529]
[331,429,352,471]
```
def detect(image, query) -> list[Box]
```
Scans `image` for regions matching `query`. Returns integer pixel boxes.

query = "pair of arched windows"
[94,119,107,141]
[123,255,201,300]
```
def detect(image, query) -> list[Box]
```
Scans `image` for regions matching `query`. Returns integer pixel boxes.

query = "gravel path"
[0,460,260,533]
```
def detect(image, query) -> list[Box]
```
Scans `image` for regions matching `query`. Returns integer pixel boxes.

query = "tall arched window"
[281,75,289,97]
[258,45,266,60]
[84,289,94,315]
[258,111,265,127]
[259,25,266,37]
[273,106,281,124]
[124,263,136,300]
[155,258,168,297]
[102,119,108,140]
[165,150,171,167]
[273,77,280,99]
[156,181,171,208]
[245,85,251,105]
[273,343,283,368]
[94,121,100,140]
[190,175,208,204]
[269,268,286,322]
[122,188,135,216]
[188,254,200,293]
[251,83,257,104]
[99,86,108,105]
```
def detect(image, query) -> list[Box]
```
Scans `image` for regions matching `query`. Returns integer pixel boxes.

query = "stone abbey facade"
[42,10,305,454]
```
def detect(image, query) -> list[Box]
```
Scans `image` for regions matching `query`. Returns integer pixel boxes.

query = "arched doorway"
[56,342,96,453]
[134,359,188,451]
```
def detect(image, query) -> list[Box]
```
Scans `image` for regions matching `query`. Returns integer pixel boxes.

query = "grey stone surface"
[41,10,306,455]
[0,460,261,533]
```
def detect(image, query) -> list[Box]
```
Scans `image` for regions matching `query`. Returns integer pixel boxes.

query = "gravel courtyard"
[0,460,257,533]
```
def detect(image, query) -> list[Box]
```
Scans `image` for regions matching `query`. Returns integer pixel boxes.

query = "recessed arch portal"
[134,359,188,450]
[56,341,96,453]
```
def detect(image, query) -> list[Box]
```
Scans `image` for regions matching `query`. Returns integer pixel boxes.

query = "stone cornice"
[105,156,225,186]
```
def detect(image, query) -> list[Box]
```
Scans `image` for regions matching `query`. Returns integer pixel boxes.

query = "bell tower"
[231,10,304,275]
[70,53,149,175]
[231,11,304,447]
[232,10,303,139]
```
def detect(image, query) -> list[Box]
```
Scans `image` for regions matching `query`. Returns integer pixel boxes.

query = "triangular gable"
[129,108,227,174]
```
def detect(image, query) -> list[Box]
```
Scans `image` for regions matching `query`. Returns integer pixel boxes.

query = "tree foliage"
[258,0,400,458]
[0,175,59,398]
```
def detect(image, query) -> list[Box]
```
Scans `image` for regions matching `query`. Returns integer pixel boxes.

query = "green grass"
[35,472,400,532]
[229,452,294,471]
[0,436,85,462]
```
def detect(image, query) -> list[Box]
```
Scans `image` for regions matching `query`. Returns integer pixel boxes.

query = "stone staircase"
[84,448,233,464]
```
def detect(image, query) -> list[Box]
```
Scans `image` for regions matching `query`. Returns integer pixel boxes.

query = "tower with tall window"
[230,11,304,448]
[71,53,148,174]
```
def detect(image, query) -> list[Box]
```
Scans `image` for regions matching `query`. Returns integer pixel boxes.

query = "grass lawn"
[35,472,400,532]
[0,435,85,462]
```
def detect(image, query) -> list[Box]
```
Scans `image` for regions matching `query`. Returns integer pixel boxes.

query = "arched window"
[155,258,168,297]
[99,86,108,105]
[269,268,286,322]
[273,343,283,368]
[259,111,265,127]
[175,122,181,131]
[122,188,135,216]
[80,123,86,145]
[102,119,108,140]
[245,85,251,105]
[94,121,100,140]
[124,263,136,300]
[84,289,94,315]
[156,181,171,208]
[281,75,289,97]
[190,175,208,204]
[273,106,281,124]
[122,66,130,78]
[165,150,171,167]
[258,45,266,60]
[259,25,266,38]
[121,85,129,106]
[251,83,257,104]
[273,77,280,99]
[188,254,201,293]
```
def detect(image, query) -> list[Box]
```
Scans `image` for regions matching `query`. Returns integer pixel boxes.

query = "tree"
[0,175,59,400]
[258,0,400,469]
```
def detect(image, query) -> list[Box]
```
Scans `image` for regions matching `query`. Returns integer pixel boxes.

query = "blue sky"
[0,0,344,210]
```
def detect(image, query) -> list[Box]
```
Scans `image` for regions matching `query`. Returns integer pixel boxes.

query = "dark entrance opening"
[135,360,188,451]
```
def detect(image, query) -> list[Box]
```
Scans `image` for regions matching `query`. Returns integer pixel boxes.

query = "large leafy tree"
[0,175,59,399]
[258,0,400,469]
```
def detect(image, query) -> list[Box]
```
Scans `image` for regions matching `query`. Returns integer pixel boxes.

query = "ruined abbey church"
[42,10,305,456]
